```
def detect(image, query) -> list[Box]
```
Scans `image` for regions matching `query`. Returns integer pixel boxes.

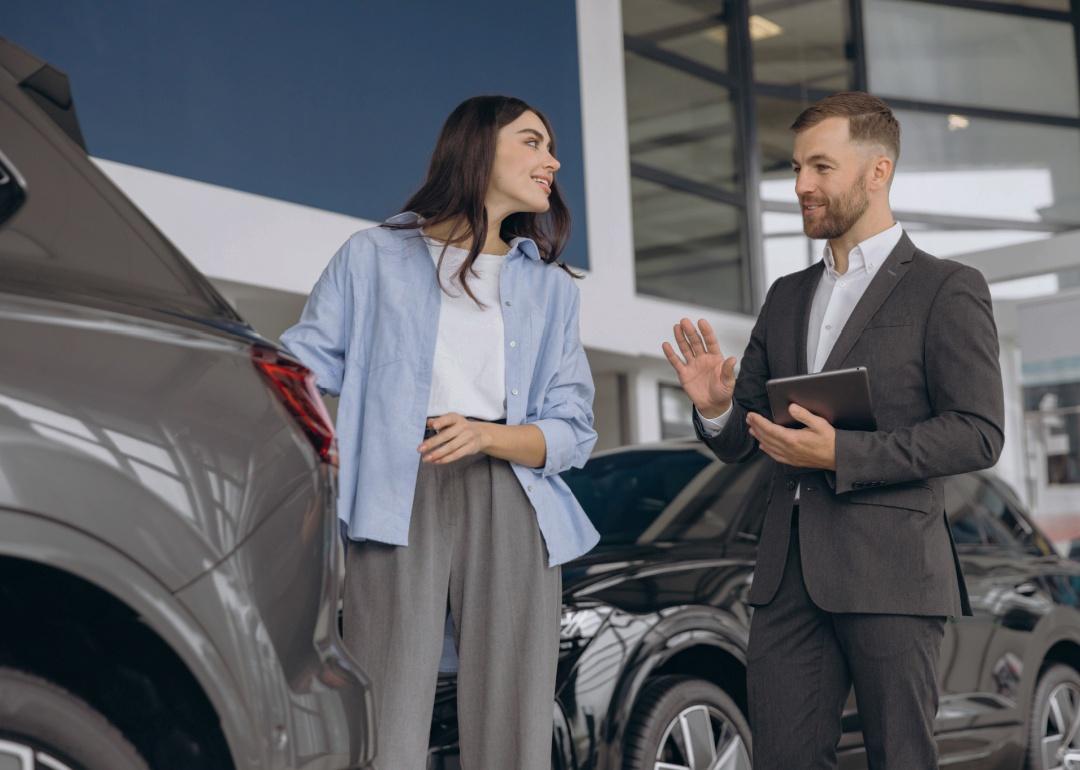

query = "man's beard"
[802,177,869,240]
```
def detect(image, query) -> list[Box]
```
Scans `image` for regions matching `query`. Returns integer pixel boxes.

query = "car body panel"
[176,468,375,769]
[0,292,320,590]
[0,509,263,766]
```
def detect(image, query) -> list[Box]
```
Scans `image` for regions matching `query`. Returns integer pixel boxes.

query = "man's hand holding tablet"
[662,318,839,471]
[746,406,838,470]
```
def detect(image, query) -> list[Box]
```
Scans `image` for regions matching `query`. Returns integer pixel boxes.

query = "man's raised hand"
[662,318,738,419]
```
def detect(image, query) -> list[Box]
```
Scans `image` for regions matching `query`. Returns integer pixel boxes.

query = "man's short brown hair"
[791,91,900,162]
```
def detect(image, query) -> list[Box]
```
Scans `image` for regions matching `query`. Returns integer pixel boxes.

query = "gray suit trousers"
[748,509,945,770]
[342,453,562,770]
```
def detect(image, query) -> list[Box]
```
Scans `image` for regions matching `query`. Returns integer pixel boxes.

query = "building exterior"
[7,0,1080,531]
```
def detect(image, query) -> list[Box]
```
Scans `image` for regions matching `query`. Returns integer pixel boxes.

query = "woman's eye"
[527,139,540,148]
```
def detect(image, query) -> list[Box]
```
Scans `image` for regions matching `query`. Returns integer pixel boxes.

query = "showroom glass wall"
[621,0,1080,311]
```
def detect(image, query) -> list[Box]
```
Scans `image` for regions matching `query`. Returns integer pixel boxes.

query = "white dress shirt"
[698,223,904,495]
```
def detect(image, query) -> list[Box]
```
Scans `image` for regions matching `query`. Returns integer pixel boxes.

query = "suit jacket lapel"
[821,231,916,372]
[796,263,825,375]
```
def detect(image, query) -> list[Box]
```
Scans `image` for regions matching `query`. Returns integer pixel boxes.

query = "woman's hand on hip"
[419,413,493,464]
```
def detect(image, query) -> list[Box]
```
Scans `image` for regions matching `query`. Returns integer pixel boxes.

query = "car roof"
[0,37,85,150]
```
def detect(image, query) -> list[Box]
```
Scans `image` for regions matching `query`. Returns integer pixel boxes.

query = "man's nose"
[795,171,814,198]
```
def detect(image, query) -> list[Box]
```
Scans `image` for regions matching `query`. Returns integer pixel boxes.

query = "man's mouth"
[802,202,825,214]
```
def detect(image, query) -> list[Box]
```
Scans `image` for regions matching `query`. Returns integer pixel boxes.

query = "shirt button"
[509,340,517,348]
[825,324,832,330]
[511,388,519,396]
[505,300,512,307]
[787,480,796,490]
[526,485,533,493]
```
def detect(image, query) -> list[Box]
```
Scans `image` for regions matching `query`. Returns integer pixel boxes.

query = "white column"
[629,369,661,444]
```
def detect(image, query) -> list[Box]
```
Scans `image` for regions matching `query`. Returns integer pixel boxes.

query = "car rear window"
[0,92,238,323]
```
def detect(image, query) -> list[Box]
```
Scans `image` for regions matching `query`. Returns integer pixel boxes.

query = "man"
[663,92,1004,769]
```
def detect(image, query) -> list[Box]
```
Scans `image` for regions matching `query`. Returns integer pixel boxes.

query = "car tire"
[624,674,752,770]
[0,666,149,770]
[1025,663,1080,770]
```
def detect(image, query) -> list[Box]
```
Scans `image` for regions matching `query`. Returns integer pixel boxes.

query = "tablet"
[766,367,877,431]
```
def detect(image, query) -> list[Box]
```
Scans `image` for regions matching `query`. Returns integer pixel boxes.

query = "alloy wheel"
[653,703,751,770]
[1040,681,1080,769]
[0,737,76,770]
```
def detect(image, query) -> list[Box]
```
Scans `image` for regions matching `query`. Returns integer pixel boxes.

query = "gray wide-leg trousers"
[342,453,562,770]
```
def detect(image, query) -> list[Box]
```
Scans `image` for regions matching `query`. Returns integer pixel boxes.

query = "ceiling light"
[749,15,783,41]
[703,25,727,44]
[703,17,783,44]
[947,114,970,131]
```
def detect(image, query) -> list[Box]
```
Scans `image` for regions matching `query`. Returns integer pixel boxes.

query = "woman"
[281,95,598,769]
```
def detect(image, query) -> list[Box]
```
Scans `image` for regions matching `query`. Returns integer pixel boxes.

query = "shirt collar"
[386,212,541,262]
[822,222,903,279]
[385,211,420,226]
[509,236,541,262]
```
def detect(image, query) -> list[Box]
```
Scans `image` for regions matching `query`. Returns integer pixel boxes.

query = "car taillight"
[252,346,338,467]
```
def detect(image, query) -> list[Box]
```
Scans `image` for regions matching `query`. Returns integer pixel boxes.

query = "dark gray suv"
[0,38,374,770]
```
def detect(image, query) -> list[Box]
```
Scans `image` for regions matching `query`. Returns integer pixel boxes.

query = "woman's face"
[488,110,561,216]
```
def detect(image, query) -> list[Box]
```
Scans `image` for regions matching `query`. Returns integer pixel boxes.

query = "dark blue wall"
[5,1,589,267]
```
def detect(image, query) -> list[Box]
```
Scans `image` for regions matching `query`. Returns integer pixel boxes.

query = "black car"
[428,439,1080,770]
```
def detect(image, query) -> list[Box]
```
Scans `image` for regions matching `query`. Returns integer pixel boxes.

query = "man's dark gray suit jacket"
[695,232,1004,617]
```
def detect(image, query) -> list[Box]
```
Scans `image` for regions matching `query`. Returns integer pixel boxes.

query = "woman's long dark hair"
[384,95,577,304]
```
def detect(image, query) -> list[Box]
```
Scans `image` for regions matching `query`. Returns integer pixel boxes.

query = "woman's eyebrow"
[517,128,552,150]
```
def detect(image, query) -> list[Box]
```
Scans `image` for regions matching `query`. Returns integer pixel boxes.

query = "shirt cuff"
[696,404,732,436]
[533,417,576,477]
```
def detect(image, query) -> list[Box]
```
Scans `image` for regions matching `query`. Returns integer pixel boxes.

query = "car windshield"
[562,447,771,546]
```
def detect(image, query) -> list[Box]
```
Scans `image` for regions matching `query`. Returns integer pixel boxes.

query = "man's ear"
[870,154,894,192]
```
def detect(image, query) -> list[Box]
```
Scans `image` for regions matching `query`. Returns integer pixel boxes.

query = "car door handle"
[1013,582,1039,597]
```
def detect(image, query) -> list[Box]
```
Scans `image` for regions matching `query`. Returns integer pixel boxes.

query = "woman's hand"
[419,413,493,464]
[419,414,547,468]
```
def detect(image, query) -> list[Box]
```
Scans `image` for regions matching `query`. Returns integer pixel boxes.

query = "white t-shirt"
[423,235,508,420]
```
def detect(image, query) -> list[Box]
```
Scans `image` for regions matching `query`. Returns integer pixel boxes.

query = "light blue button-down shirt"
[281,212,600,566]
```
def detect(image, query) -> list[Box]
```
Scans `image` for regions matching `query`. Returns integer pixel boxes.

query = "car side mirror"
[0,150,27,227]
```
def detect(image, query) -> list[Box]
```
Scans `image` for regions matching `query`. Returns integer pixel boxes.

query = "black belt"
[423,416,507,439]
